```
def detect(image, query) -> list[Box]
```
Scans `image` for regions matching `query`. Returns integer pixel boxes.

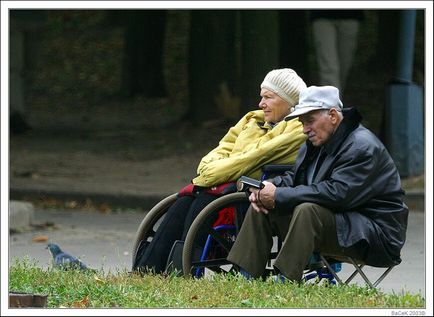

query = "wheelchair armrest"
[261,164,294,174]
[221,183,238,195]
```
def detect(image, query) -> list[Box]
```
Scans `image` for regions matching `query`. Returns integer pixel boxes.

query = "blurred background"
[8,9,426,209]
[5,8,428,299]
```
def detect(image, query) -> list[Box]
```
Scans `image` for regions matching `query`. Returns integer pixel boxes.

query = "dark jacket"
[272,108,408,267]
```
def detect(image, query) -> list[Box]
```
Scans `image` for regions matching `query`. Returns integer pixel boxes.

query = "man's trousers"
[227,202,344,281]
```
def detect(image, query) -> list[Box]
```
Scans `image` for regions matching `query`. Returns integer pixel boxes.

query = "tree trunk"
[188,10,237,123]
[120,10,167,98]
[279,10,310,83]
[240,10,279,114]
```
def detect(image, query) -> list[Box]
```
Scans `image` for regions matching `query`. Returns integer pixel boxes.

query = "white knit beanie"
[260,68,307,106]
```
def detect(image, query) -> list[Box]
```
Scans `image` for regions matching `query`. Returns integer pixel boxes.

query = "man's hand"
[258,181,276,209]
[248,181,276,214]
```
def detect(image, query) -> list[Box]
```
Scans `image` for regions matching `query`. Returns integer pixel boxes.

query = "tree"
[188,10,237,123]
[113,10,167,98]
[240,10,279,114]
[279,10,310,83]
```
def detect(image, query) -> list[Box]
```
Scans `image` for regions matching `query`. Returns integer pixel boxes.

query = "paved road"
[8,206,427,298]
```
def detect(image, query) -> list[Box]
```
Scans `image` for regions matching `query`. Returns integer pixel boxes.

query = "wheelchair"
[132,165,396,289]
[131,193,178,271]
[131,164,291,275]
[182,191,250,277]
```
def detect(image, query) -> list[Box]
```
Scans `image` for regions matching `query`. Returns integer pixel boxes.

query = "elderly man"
[227,85,409,282]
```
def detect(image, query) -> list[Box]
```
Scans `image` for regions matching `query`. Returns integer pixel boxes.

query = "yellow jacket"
[192,110,306,187]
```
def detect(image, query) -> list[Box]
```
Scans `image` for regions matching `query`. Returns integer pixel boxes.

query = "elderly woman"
[133,68,307,274]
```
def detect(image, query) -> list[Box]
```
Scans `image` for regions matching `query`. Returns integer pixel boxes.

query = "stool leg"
[344,264,364,284]
[348,258,374,288]
[319,255,344,285]
[373,266,394,288]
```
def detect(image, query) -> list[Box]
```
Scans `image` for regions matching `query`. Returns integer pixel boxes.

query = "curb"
[9,188,170,211]
[9,200,35,230]
[403,190,425,212]
[10,187,425,212]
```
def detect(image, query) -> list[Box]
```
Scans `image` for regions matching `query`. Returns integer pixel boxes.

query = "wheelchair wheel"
[182,192,249,277]
[131,193,178,268]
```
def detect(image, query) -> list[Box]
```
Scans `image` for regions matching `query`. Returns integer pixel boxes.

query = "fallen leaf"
[72,295,89,308]
[32,235,49,242]
[99,203,111,213]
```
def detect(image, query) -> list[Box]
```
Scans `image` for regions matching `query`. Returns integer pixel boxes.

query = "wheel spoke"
[183,192,248,277]
[207,228,234,253]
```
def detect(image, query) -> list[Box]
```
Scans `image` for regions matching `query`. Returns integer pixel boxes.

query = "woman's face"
[258,88,291,124]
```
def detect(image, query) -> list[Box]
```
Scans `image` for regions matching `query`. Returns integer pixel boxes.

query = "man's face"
[258,88,290,124]
[299,109,337,147]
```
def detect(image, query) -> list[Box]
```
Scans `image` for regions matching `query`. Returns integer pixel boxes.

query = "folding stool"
[317,254,396,289]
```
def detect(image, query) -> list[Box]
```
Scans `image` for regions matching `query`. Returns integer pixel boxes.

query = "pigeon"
[46,243,89,271]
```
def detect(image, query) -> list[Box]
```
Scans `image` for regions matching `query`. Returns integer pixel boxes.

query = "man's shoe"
[273,274,292,283]
[239,268,254,280]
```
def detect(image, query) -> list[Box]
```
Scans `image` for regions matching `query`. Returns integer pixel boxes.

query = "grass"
[8,259,425,309]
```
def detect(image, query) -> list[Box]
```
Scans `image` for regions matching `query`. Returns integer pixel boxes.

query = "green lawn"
[8,260,425,309]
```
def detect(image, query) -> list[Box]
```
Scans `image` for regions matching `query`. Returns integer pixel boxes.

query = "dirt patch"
[9,107,235,207]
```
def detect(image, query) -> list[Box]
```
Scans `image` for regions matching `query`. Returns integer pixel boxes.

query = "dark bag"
[165,240,202,275]
[132,239,149,271]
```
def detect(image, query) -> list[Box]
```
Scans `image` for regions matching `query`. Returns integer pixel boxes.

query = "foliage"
[9,259,425,309]
[29,10,123,108]
[22,10,425,135]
